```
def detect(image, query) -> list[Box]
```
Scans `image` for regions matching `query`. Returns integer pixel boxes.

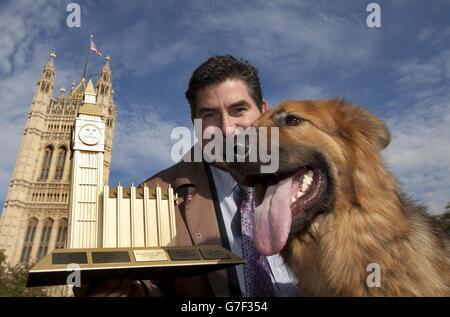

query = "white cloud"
[394,51,450,90]
[95,17,200,79]
[0,1,62,74]
[417,26,438,43]
[417,25,450,47]
[267,84,329,109]
[383,50,450,214]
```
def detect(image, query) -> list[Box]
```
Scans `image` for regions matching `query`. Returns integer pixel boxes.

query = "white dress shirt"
[210,165,299,297]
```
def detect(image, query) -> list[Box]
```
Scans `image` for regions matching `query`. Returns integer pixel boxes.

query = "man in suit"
[76,55,298,297]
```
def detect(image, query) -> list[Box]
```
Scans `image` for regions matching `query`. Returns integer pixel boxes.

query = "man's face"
[194,79,267,144]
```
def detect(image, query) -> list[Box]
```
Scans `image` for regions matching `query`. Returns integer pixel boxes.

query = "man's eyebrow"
[197,106,217,114]
[197,100,250,114]
[228,100,250,108]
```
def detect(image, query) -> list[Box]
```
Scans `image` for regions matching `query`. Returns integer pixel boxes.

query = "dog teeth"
[301,171,314,192]
[292,171,314,203]
[301,183,309,192]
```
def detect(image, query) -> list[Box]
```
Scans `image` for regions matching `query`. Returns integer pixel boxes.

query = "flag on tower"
[83,35,103,79]
[90,37,102,57]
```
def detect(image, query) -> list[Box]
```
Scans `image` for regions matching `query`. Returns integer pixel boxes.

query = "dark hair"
[185,55,263,118]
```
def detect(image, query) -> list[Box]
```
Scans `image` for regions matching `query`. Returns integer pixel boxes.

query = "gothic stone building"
[0,52,116,266]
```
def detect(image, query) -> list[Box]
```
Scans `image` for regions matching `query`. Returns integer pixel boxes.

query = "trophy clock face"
[79,124,101,145]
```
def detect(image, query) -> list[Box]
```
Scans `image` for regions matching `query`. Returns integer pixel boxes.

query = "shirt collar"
[209,164,238,196]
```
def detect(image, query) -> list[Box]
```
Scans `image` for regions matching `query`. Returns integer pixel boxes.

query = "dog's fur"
[229,99,450,296]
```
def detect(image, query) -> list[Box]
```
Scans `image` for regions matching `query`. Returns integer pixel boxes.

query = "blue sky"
[0,0,449,214]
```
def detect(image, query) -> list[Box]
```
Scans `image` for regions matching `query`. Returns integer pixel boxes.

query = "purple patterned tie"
[239,185,274,297]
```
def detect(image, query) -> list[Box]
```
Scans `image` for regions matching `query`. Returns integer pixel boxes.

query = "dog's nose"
[233,136,251,162]
[221,134,252,163]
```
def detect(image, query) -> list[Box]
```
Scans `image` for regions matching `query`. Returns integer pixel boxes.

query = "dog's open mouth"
[252,166,328,256]
[290,167,327,216]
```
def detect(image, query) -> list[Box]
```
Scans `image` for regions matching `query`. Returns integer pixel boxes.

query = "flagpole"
[82,34,93,80]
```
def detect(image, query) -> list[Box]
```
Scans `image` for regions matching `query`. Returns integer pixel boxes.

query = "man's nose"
[220,116,237,137]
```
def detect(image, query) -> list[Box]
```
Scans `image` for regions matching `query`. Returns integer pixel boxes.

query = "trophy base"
[26,245,245,287]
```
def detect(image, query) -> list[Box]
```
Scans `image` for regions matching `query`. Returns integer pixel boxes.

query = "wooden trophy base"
[27,245,245,287]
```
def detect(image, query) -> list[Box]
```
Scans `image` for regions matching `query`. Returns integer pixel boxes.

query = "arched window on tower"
[39,145,53,180]
[54,146,67,181]
[20,217,38,263]
[54,218,68,249]
[36,218,54,261]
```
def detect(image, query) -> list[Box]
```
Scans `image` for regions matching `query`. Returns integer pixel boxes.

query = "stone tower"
[0,52,116,266]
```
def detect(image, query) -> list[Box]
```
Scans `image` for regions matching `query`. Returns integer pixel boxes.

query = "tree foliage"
[0,249,46,297]
[431,202,450,233]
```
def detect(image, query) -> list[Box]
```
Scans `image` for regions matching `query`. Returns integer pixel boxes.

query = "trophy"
[27,81,244,288]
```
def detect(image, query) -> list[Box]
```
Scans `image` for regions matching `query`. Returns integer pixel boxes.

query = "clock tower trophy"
[26,79,244,288]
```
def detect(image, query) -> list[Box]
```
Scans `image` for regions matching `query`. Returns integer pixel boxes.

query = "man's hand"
[73,278,162,297]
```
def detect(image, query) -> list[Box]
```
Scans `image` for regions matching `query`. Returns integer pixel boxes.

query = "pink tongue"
[254,176,293,256]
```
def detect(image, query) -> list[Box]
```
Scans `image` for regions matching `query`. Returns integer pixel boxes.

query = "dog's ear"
[334,99,391,150]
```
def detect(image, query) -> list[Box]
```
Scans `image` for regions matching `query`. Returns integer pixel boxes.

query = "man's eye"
[202,112,215,119]
[285,115,304,126]
[231,107,246,115]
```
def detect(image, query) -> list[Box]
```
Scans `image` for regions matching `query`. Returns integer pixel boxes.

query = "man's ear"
[261,99,268,113]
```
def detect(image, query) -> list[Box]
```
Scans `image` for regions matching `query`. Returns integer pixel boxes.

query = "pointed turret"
[70,78,87,100]
[33,51,56,103]
[70,81,76,93]
[59,86,66,97]
[78,79,102,117]
[84,79,96,103]
[102,55,111,73]
[95,55,113,106]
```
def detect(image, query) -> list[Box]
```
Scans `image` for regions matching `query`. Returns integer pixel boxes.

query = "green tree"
[0,249,46,296]
[431,202,450,232]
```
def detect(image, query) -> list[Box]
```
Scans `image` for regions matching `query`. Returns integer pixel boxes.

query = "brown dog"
[226,99,450,296]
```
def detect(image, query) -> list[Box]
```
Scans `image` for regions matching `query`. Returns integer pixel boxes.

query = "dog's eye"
[285,115,304,126]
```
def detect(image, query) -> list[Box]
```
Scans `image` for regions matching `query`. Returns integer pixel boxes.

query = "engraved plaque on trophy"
[167,249,202,261]
[91,251,131,264]
[200,247,232,260]
[133,249,168,262]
